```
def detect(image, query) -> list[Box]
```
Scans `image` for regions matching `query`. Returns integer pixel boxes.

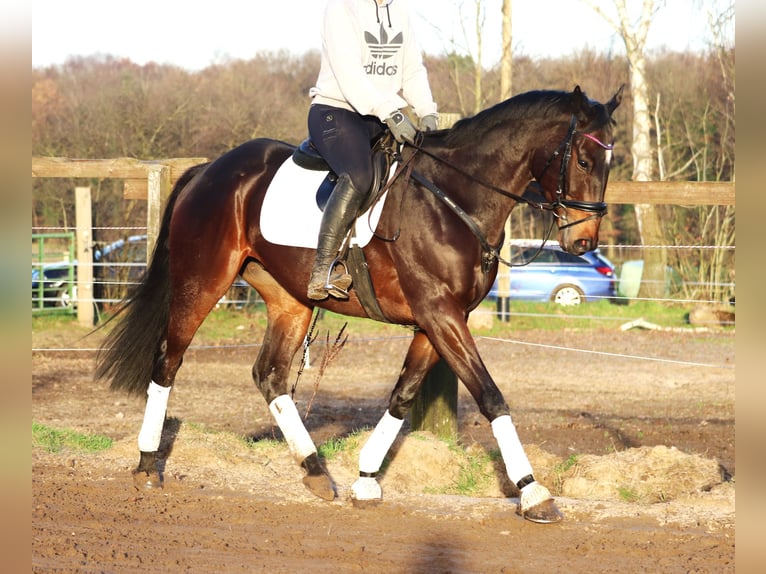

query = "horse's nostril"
[574,238,591,254]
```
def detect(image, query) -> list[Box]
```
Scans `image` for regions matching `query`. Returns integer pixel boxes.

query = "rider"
[306,0,439,301]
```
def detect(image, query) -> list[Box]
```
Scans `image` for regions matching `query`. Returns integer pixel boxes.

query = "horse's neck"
[417,140,529,245]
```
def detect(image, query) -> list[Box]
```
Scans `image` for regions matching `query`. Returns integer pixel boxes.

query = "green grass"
[32,422,113,453]
[449,450,495,495]
[33,298,701,344]
[477,298,696,331]
[550,453,581,493]
[317,431,367,460]
[618,486,640,502]
[554,453,580,473]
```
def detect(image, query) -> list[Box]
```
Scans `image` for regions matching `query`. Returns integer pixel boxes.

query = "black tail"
[95,163,209,396]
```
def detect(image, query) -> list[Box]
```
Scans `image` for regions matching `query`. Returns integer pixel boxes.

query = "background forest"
[31,45,735,301]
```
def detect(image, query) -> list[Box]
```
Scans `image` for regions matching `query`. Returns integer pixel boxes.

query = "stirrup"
[324,259,352,299]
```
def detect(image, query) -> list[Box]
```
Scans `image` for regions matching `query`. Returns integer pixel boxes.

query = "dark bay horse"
[96,86,623,523]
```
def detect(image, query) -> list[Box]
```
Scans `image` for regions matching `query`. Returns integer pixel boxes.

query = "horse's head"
[532,85,624,255]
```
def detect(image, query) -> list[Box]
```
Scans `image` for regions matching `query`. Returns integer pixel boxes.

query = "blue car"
[32,235,149,309]
[33,234,257,309]
[32,260,77,308]
[488,241,616,306]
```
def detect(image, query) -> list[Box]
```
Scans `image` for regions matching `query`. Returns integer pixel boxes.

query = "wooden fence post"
[496,217,512,321]
[410,357,458,440]
[146,164,171,259]
[75,186,94,327]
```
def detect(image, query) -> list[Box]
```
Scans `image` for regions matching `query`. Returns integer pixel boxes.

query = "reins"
[384,114,612,270]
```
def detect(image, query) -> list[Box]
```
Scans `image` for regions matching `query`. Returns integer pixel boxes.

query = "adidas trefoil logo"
[364,24,402,76]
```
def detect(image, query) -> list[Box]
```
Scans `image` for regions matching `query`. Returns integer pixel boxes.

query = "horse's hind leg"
[242,262,336,501]
[132,275,240,489]
[351,329,440,505]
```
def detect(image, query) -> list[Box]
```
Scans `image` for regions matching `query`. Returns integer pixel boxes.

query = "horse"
[96,85,623,524]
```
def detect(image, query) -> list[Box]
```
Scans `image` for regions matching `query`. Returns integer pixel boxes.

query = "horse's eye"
[577,159,590,171]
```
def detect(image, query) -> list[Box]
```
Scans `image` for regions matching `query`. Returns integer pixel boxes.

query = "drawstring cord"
[373,0,392,27]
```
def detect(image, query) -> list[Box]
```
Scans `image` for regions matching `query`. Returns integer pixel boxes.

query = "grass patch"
[618,486,640,502]
[449,451,494,495]
[476,298,694,331]
[32,422,112,453]
[551,453,581,493]
[555,453,580,473]
[317,430,367,460]
[243,436,283,450]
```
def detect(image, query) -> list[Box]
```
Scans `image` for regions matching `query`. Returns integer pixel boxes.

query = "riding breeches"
[307,103,386,194]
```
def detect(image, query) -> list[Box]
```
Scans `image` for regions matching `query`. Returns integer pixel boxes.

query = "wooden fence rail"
[32,156,735,206]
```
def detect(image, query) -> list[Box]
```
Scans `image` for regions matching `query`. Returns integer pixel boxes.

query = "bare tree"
[585,0,667,300]
[500,0,512,100]
[457,0,487,114]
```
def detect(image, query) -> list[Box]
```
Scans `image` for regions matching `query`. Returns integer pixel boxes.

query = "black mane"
[443,89,614,147]
[444,90,573,146]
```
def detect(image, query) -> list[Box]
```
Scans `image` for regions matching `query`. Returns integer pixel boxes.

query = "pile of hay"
[556,445,723,503]
[101,423,725,506]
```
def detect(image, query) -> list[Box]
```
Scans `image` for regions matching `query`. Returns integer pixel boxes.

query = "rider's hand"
[385,110,417,144]
[419,114,439,132]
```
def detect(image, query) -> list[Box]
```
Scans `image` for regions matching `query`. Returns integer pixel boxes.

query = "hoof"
[351,497,382,509]
[302,473,336,501]
[518,482,563,524]
[350,476,382,508]
[300,453,336,500]
[132,469,163,490]
[518,498,564,524]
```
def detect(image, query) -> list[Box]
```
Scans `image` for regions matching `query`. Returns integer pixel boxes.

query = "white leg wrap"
[352,410,403,502]
[491,414,534,485]
[359,410,404,474]
[137,381,171,452]
[268,395,317,461]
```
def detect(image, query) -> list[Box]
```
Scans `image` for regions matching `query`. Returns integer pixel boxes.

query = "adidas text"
[365,62,398,76]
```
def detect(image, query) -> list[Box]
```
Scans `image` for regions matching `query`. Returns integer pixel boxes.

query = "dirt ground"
[32,320,735,573]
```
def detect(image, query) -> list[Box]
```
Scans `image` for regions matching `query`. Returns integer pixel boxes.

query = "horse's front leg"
[422,313,563,524]
[351,329,440,506]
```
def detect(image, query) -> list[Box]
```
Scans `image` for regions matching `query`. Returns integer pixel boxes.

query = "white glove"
[419,114,439,132]
[385,111,417,144]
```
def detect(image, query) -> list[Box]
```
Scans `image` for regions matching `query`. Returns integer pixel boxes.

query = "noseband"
[540,115,613,230]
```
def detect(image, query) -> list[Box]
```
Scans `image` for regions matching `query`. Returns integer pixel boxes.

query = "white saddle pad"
[260,158,391,249]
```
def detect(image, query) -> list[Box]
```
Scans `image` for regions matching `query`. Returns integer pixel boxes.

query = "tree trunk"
[591,0,665,300]
[622,4,666,300]
[500,0,512,101]
[472,0,484,114]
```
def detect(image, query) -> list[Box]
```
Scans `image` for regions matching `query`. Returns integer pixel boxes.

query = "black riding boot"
[307,174,366,300]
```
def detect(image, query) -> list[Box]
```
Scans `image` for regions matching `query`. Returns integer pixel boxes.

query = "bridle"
[401,114,614,226]
[376,113,614,271]
[537,114,614,230]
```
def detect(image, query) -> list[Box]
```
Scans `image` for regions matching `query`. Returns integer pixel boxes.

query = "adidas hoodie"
[309,0,438,122]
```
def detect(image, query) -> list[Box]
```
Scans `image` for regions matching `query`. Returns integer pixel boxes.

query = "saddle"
[291,132,397,214]
[290,132,397,322]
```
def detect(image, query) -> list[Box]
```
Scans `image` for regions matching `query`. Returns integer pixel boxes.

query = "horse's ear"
[570,85,593,123]
[606,84,625,116]
[571,85,585,107]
